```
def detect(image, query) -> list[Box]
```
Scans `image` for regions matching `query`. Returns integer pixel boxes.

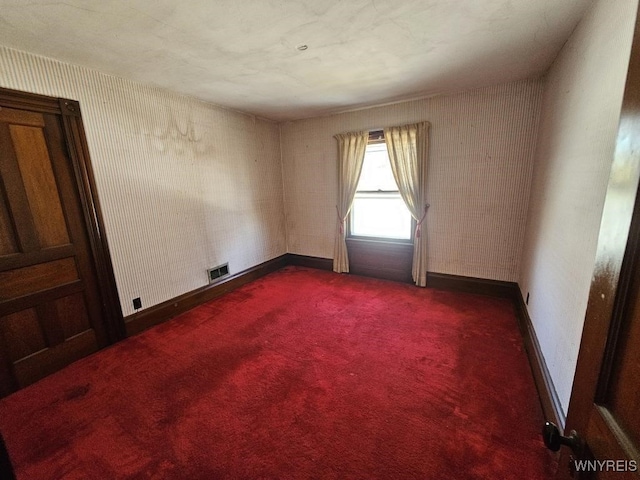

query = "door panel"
[10,123,70,248]
[2,309,46,361]
[0,107,43,127]
[582,250,640,475]
[11,328,98,388]
[604,268,640,449]
[0,195,17,255]
[0,102,109,391]
[0,122,39,253]
[1,258,78,299]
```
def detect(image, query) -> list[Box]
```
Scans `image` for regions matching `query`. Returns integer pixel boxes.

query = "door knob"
[543,422,581,453]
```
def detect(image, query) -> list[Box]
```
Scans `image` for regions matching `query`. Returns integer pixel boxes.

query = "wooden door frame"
[0,86,124,343]
[560,3,640,471]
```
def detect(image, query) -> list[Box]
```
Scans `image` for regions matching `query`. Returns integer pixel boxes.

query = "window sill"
[346,236,413,247]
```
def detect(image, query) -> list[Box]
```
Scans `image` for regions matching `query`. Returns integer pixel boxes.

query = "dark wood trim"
[427,271,564,427]
[0,86,123,344]
[513,288,565,430]
[124,255,289,336]
[346,237,414,283]
[0,281,84,318]
[286,253,333,271]
[596,202,640,403]
[426,271,564,425]
[58,98,81,117]
[0,88,62,115]
[0,332,17,397]
[0,123,40,254]
[58,101,124,342]
[0,244,76,272]
[426,272,517,299]
[0,431,16,480]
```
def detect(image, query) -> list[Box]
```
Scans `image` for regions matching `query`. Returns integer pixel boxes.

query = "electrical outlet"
[133,297,142,310]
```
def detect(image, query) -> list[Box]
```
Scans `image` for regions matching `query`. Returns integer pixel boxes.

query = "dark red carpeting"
[0,267,556,479]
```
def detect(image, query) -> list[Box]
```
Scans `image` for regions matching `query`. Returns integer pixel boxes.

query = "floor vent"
[207,263,230,283]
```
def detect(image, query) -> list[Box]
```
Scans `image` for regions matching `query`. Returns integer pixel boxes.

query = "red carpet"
[0,266,556,479]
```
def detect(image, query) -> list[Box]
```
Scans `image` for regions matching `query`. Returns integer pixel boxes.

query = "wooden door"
[0,89,122,396]
[553,5,640,479]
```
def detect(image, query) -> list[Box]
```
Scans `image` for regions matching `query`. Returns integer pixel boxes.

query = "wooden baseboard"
[425,271,564,427]
[426,272,518,299]
[513,289,565,429]
[124,254,289,336]
[287,253,333,271]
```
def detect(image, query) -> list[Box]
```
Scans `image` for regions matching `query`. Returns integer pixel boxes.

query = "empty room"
[1,0,640,478]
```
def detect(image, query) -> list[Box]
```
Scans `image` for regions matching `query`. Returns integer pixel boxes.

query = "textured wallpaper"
[518,0,638,417]
[281,80,543,282]
[0,47,287,316]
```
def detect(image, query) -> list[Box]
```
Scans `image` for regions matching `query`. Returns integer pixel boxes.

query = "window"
[349,136,413,241]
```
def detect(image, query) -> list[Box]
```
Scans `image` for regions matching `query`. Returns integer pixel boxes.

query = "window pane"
[357,143,398,191]
[351,193,412,239]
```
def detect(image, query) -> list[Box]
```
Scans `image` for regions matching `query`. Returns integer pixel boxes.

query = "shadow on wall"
[84,99,286,316]
[101,166,286,317]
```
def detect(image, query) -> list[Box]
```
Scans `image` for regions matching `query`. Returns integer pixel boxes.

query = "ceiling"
[0,0,592,121]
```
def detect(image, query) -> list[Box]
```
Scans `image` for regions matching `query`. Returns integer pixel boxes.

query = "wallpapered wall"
[280,80,543,282]
[0,47,287,316]
[519,0,638,417]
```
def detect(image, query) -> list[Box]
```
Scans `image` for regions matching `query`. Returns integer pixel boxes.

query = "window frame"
[347,131,415,244]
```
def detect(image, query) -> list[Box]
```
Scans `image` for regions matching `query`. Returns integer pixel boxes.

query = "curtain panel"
[384,122,431,286]
[333,131,368,273]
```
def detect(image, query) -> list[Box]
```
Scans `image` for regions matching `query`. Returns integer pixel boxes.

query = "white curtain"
[384,122,430,286]
[333,131,368,273]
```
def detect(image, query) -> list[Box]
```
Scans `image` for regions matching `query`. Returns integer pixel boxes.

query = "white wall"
[0,47,287,316]
[281,80,543,282]
[519,0,638,417]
